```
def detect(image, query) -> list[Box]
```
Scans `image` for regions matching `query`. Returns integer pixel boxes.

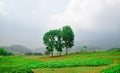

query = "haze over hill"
[2,45,31,54]
[0,0,120,49]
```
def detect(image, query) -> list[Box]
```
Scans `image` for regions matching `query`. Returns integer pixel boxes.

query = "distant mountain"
[2,45,31,54]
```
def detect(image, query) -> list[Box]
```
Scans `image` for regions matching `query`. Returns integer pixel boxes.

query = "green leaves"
[43,25,75,56]
[43,30,58,56]
[62,25,74,54]
[0,48,11,56]
[101,64,120,73]
[38,58,112,68]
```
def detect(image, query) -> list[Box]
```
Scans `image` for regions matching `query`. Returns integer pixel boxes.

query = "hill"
[2,45,31,54]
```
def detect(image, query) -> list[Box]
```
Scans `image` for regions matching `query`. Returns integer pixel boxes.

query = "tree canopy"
[43,25,74,56]
[62,25,74,55]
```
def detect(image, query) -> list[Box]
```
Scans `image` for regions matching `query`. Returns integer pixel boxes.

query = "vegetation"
[38,58,112,68]
[43,25,74,56]
[108,47,120,52]
[0,51,120,73]
[43,30,57,56]
[25,52,43,55]
[62,25,74,55]
[54,29,63,56]
[0,48,12,56]
[101,63,120,73]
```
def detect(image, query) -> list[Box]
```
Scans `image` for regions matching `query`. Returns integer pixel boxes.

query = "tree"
[62,25,74,55]
[54,29,63,56]
[43,30,56,57]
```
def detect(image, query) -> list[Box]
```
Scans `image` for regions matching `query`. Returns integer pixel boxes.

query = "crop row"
[30,58,112,68]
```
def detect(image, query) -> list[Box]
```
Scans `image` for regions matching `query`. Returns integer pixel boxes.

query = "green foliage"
[25,52,43,55]
[0,67,33,73]
[101,64,120,73]
[25,52,33,55]
[0,56,42,73]
[108,47,120,52]
[0,52,119,73]
[43,30,57,56]
[38,58,112,68]
[62,25,74,54]
[54,29,63,56]
[43,29,64,56]
[0,48,11,56]
[43,25,74,56]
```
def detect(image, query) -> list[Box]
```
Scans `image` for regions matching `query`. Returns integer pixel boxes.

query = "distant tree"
[25,52,33,55]
[62,25,74,55]
[80,46,87,52]
[34,52,43,55]
[44,50,50,55]
[108,47,120,52]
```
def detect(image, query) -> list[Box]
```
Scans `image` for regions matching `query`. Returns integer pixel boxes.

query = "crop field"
[0,51,120,73]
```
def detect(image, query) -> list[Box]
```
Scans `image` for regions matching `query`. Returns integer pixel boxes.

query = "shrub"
[0,48,12,56]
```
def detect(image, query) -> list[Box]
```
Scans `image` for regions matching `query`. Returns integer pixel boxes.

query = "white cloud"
[0,0,7,15]
[49,0,120,30]
[0,0,120,49]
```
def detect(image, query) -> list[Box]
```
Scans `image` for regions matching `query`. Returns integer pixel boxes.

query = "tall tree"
[43,30,56,57]
[62,25,74,55]
[54,29,63,56]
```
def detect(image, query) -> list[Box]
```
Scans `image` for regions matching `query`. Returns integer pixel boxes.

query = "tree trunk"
[51,51,53,57]
[60,52,61,56]
[66,48,68,55]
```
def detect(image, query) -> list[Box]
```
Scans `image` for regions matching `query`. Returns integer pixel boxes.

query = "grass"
[32,51,120,73]
[101,63,120,73]
[0,51,120,73]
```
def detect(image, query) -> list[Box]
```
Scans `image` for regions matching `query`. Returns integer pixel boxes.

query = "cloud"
[0,0,7,15]
[49,0,120,31]
[48,0,120,48]
[0,0,120,49]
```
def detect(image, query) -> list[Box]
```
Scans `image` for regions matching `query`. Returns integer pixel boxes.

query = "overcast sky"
[0,0,120,49]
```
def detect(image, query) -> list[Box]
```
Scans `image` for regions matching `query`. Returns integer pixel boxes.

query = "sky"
[0,0,120,49]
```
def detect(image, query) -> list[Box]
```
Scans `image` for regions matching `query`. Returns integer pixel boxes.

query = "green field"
[0,51,120,73]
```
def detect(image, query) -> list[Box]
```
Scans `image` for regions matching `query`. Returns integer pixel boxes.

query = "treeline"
[0,48,13,56]
[25,52,43,55]
[43,25,74,56]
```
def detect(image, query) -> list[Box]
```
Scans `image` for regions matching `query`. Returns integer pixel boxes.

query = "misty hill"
[30,48,45,53]
[2,45,31,54]
[69,45,104,53]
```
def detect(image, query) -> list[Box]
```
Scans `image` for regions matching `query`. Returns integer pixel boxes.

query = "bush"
[0,48,12,56]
